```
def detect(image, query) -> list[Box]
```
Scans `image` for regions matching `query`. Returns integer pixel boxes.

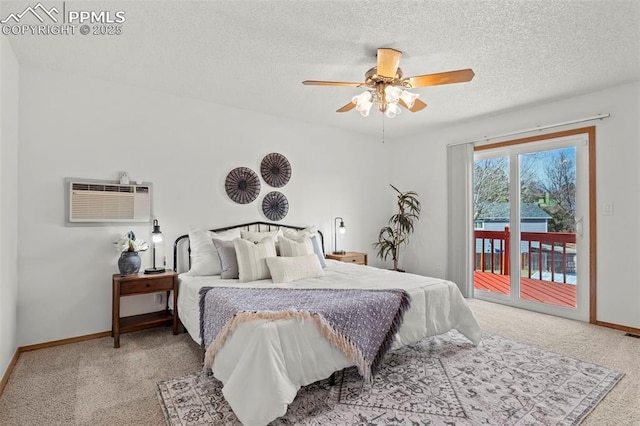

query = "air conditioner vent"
[68,180,150,223]
[72,183,89,191]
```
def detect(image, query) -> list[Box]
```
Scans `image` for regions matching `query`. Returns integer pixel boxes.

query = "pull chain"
[382,113,385,143]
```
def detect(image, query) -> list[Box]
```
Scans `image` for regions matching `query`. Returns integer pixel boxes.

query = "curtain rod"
[448,113,611,147]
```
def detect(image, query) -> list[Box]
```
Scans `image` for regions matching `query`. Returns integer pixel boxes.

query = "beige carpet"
[1,299,638,425]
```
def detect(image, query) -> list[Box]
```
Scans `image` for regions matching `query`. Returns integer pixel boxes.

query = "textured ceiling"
[3,0,639,139]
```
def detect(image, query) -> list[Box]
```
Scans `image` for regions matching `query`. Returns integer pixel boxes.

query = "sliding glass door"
[473,155,511,299]
[473,133,590,321]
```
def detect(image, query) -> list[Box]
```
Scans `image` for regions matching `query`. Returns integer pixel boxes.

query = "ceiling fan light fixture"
[358,103,373,117]
[385,102,401,119]
[399,90,420,108]
[352,91,373,117]
[303,47,474,119]
[352,91,371,104]
[384,85,403,104]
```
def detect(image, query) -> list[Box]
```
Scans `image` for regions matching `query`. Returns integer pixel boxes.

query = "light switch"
[602,203,613,216]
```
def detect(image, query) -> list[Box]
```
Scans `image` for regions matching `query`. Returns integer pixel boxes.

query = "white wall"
[392,82,640,329]
[15,63,637,347]
[17,66,392,346]
[0,38,19,375]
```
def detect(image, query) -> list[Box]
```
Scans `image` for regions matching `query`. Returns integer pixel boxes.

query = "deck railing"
[475,227,576,283]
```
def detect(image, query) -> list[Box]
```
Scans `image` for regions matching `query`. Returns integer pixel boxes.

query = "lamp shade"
[152,221,164,244]
[400,90,420,108]
[384,85,403,104]
[144,219,166,274]
[353,91,373,117]
[352,91,372,106]
[385,102,402,118]
[333,217,346,254]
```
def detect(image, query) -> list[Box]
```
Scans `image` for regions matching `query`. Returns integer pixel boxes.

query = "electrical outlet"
[154,293,163,304]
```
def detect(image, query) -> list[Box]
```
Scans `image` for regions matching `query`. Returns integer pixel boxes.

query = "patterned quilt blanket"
[199,286,411,381]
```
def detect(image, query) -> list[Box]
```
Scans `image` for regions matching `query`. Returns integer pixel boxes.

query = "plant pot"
[118,251,141,276]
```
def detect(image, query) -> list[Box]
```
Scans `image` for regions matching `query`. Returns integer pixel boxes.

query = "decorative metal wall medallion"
[262,191,289,221]
[260,153,292,188]
[225,167,260,204]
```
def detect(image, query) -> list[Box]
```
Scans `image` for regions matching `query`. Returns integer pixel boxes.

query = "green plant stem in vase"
[373,184,421,271]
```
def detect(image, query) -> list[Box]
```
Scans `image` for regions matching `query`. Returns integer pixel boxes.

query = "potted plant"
[114,231,148,275]
[374,184,421,271]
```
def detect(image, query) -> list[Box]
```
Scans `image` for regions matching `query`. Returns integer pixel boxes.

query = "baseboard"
[595,320,640,336]
[19,331,111,352]
[0,349,20,397]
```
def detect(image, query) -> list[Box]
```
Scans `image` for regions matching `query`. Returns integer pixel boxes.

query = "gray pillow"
[212,238,239,279]
[310,235,327,268]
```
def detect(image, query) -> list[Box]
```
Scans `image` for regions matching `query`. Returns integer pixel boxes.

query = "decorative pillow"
[282,226,317,239]
[240,229,282,243]
[278,235,314,257]
[187,227,240,276]
[233,237,277,283]
[212,239,239,279]
[241,229,283,255]
[266,254,324,283]
[282,226,327,268]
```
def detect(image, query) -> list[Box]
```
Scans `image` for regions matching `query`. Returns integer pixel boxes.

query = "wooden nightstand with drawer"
[325,252,368,266]
[112,270,178,348]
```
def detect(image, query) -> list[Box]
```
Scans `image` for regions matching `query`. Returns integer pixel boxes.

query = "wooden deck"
[474,271,576,308]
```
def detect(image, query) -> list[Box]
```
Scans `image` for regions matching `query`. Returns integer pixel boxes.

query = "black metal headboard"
[173,221,325,273]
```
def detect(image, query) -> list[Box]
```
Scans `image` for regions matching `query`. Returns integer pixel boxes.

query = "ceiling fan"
[302,47,474,118]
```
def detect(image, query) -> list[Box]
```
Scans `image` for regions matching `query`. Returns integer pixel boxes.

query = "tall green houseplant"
[374,184,421,271]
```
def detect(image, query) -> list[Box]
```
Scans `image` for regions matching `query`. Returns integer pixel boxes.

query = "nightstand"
[325,251,368,266]
[112,270,179,348]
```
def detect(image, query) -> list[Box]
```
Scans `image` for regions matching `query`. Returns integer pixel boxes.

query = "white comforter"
[177,260,481,426]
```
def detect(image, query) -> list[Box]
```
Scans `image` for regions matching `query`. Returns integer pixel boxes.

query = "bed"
[174,222,481,426]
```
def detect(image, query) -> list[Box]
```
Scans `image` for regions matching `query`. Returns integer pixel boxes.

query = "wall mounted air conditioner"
[67,180,151,223]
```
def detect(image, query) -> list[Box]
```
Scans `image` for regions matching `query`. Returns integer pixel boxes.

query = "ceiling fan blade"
[302,80,363,87]
[377,48,402,78]
[407,69,475,88]
[336,102,356,113]
[399,98,428,112]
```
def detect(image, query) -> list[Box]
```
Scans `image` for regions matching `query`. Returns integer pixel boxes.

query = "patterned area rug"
[156,332,623,425]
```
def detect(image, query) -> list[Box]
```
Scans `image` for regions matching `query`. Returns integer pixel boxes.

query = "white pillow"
[241,229,284,255]
[266,254,324,283]
[234,237,277,283]
[282,226,317,239]
[278,235,314,257]
[240,229,282,243]
[187,227,240,276]
[282,226,326,268]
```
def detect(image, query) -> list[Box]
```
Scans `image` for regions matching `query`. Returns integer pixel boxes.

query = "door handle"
[575,217,584,238]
